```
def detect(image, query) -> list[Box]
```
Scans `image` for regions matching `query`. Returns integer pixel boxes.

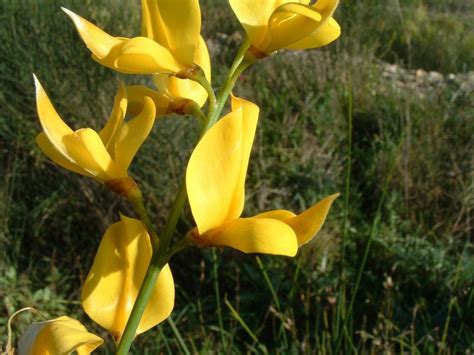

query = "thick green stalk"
[208,56,253,127]
[128,190,160,251]
[115,38,255,354]
[116,180,188,355]
[116,252,163,355]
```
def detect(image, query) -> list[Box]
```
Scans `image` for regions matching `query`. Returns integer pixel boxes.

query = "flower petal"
[18,316,103,355]
[36,133,92,178]
[112,37,183,74]
[285,17,341,50]
[313,0,339,19]
[81,216,175,341]
[186,97,259,234]
[114,97,156,171]
[126,85,170,116]
[99,83,127,153]
[199,217,298,256]
[62,8,182,74]
[33,75,74,158]
[264,3,324,52]
[229,96,260,219]
[153,36,211,107]
[62,128,123,180]
[229,0,278,46]
[254,209,296,220]
[61,7,122,59]
[141,0,202,66]
[284,193,339,246]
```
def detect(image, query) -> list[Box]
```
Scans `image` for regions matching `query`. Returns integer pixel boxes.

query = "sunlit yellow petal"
[36,133,93,178]
[196,36,212,81]
[285,17,340,50]
[199,217,298,256]
[18,316,103,355]
[62,8,183,74]
[263,3,324,53]
[227,96,259,220]
[33,75,74,158]
[229,0,277,46]
[141,0,201,66]
[62,128,123,180]
[254,209,296,220]
[111,37,183,74]
[126,85,170,116]
[187,109,243,233]
[284,193,339,246]
[114,97,156,171]
[312,0,339,19]
[187,97,259,234]
[141,0,160,41]
[81,216,174,342]
[61,7,122,59]
[99,83,127,153]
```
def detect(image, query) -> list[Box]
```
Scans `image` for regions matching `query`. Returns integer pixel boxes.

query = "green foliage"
[1,0,473,353]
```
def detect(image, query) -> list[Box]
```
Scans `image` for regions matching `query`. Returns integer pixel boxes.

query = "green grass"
[1,0,473,353]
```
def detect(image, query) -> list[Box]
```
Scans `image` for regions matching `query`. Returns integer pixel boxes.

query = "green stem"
[334,140,401,353]
[116,37,254,354]
[116,252,163,355]
[191,69,217,119]
[336,74,352,346]
[208,57,253,127]
[158,178,188,255]
[117,188,188,354]
[256,256,288,349]
[227,36,250,82]
[128,190,160,251]
[166,235,193,260]
[212,250,226,348]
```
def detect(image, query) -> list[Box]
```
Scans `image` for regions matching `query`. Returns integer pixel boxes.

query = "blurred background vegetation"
[1,0,473,353]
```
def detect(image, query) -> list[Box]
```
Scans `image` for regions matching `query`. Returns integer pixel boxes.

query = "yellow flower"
[81,215,175,342]
[17,316,103,355]
[186,96,339,256]
[229,0,341,56]
[34,76,156,183]
[62,0,210,106]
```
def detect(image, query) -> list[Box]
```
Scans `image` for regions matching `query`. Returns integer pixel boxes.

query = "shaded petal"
[114,97,156,171]
[81,216,175,341]
[99,83,127,153]
[62,128,124,180]
[18,316,103,355]
[199,217,298,256]
[186,97,258,234]
[36,133,93,178]
[126,85,170,116]
[33,75,74,158]
[141,0,201,66]
[153,36,211,107]
[284,193,339,246]
[285,17,340,50]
